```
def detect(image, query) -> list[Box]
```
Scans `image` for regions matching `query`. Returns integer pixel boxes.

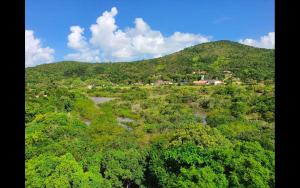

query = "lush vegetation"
[25,41,274,187]
[26,40,274,85]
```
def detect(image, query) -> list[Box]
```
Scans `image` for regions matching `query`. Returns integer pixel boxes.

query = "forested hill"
[26,40,274,84]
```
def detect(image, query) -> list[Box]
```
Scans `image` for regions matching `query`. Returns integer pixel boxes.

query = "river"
[117,117,134,131]
[89,97,116,104]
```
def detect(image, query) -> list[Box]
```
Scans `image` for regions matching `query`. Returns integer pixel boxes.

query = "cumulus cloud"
[25,30,55,67]
[67,26,88,50]
[65,7,210,62]
[65,26,100,62]
[239,32,275,49]
[64,49,100,62]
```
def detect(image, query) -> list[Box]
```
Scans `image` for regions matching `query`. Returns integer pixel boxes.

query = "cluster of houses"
[192,70,208,74]
[155,80,173,86]
[154,70,228,86]
[85,70,238,88]
[193,79,224,85]
[193,80,224,85]
[154,78,224,86]
[193,74,224,85]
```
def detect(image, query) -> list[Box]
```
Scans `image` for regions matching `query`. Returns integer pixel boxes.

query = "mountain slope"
[26,40,274,84]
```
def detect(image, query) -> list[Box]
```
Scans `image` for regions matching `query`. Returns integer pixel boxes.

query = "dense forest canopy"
[25,40,274,187]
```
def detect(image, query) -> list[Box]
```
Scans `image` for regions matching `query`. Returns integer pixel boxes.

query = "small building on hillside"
[213,80,224,85]
[193,79,224,85]
[207,80,224,85]
[192,70,208,74]
[155,80,172,85]
[193,80,208,85]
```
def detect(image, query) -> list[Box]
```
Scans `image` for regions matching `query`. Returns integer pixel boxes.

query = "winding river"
[89,97,116,104]
[117,117,134,131]
[88,96,134,131]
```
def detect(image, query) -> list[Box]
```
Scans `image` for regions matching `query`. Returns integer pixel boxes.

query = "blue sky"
[25,0,274,67]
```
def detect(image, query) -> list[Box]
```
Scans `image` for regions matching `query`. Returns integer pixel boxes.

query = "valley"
[25,41,275,188]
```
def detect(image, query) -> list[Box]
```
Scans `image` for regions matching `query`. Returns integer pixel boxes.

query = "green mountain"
[26,40,274,84]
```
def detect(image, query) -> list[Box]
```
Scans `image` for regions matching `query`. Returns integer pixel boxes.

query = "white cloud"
[239,32,275,49]
[67,26,88,50]
[64,26,100,62]
[64,49,100,62]
[25,30,55,67]
[65,7,210,62]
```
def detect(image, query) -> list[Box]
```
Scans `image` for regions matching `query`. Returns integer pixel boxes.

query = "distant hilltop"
[26,40,274,85]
